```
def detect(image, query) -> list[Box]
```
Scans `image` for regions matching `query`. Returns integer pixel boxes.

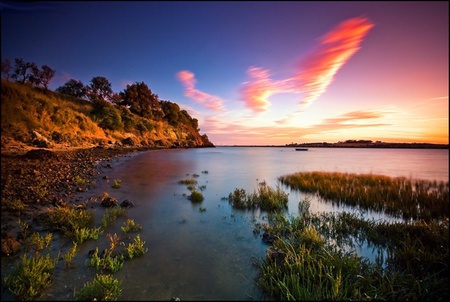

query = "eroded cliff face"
[1,80,215,151]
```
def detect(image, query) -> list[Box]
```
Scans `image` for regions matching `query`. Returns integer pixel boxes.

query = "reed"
[256,198,449,300]
[228,183,288,211]
[279,171,449,220]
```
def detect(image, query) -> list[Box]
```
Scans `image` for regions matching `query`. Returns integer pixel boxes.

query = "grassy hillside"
[1,80,214,150]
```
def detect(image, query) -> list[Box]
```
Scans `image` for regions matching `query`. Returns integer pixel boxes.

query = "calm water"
[40,147,449,300]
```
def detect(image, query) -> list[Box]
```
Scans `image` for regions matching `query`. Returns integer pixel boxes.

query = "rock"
[120,199,134,208]
[1,237,22,256]
[262,231,276,245]
[101,196,119,207]
[23,149,55,160]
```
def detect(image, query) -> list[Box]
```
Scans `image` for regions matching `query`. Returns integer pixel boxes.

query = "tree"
[12,58,37,84]
[1,59,12,80]
[160,100,181,126]
[56,79,87,99]
[35,65,55,90]
[119,81,161,117]
[87,76,112,102]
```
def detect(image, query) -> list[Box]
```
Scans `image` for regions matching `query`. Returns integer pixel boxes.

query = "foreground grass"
[253,171,449,301]
[3,193,147,301]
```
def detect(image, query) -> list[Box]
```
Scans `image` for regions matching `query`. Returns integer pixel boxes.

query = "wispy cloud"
[205,109,391,145]
[177,70,225,112]
[240,17,374,113]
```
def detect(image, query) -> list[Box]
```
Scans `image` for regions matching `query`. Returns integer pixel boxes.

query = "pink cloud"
[240,17,374,112]
[177,70,225,112]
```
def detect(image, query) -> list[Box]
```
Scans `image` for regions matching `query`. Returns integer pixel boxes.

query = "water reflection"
[47,147,447,300]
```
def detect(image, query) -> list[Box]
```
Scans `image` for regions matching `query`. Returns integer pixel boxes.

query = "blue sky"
[1,1,448,145]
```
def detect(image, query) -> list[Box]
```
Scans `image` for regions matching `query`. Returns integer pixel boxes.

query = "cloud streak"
[240,17,374,113]
[177,70,225,112]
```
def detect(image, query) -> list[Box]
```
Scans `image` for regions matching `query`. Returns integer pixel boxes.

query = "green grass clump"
[88,233,125,273]
[63,242,78,268]
[75,274,122,301]
[121,219,142,233]
[101,206,127,228]
[125,234,148,259]
[178,178,197,185]
[42,205,99,243]
[228,183,288,211]
[188,190,204,203]
[3,253,58,301]
[112,179,121,189]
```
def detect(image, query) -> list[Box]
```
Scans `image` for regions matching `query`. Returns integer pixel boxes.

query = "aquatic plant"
[255,198,449,300]
[3,253,58,301]
[121,219,143,233]
[228,183,288,211]
[178,178,197,185]
[75,274,122,301]
[189,190,204,203]
[278,171,449,220]
[101,206,127,228]
[112,179,122,189]
[125,234,148,259]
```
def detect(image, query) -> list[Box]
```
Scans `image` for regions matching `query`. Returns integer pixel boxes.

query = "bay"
[44,147,449,301]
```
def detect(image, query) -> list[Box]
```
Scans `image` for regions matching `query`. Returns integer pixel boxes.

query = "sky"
[1,1,448,145]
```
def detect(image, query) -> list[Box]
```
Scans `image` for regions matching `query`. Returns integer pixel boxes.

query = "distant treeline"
[286,140,449,149]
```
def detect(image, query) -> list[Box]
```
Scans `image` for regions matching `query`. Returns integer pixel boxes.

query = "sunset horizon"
[1,1,448,145]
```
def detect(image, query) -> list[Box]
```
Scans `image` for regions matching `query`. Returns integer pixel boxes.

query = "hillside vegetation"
[1,80,214,151]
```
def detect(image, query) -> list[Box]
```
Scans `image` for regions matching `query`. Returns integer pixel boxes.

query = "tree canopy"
[119,81,161,118]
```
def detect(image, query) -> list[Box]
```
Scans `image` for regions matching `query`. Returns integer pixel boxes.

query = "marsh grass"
[121,219,142,233]
[256,196,449,300]
[88,232,148,271]
[279,171,449,220]
[63,242,78,268]
[125,234,148,259]
[75,274,122,301]
[3,253,58,301]
[189,190,204,203]
[228,183,288,211]
[178,178,197,185]
[101,206,127,228]
[41,205,102,244]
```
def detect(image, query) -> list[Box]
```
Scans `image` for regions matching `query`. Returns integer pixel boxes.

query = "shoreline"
[0,146,162,258]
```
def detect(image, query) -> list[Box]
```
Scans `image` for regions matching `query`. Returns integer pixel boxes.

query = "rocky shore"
[1,145,150,257]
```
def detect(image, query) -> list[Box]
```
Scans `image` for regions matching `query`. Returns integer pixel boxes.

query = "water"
[42,147,449,300]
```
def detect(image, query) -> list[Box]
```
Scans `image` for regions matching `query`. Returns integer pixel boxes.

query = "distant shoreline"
[218,142,449,149]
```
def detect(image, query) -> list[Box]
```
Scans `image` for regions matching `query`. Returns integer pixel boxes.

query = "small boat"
[295,148,308,151]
